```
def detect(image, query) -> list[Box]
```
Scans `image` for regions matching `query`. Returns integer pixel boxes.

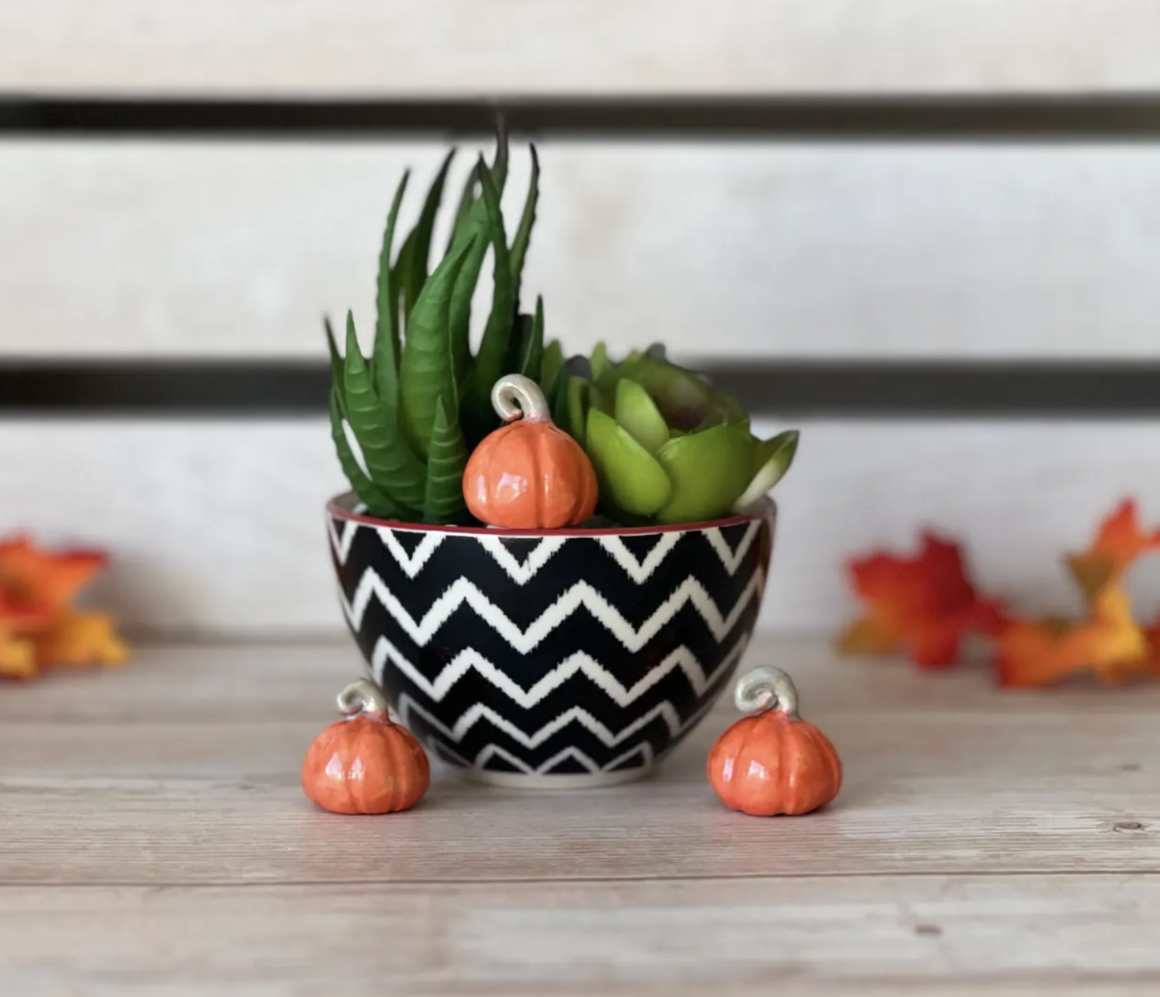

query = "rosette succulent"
[542,344,799,525]
[326,127,799,528]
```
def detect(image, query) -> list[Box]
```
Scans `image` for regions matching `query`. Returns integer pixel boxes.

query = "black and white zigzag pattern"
[328,509,775,776]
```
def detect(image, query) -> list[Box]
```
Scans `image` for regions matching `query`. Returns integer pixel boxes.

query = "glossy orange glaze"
[707,711,842,817]
[301,714,430,815]
[464,419,598,529]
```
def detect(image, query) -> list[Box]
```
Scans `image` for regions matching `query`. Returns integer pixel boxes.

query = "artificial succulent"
[327,127,798,528]
[543,345,799,525]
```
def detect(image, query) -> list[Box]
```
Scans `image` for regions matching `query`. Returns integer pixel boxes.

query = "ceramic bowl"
[326,492,776,788]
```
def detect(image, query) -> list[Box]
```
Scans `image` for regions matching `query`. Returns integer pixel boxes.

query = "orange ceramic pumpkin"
[708,666,842,817]
[302,679,430,815]
[464,373,598,529]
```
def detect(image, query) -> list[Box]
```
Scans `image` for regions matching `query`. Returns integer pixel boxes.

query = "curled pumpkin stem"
[734,666,800,720]
[492,373,551,423]
[336,679,390,720]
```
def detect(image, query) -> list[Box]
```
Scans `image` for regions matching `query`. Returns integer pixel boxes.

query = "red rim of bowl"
[327,492,776,537]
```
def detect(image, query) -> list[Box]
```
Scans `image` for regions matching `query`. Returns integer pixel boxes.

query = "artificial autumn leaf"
[995,586,1152,688]
[1075,499,1160,580]
[0,537,107,612]
[34,611,129,669]
[0,535,126,680]
[0,625,38,680]
[840,532,1002,668]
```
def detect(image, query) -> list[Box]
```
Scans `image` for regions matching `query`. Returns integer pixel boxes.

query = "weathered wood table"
[2,636,1157,995]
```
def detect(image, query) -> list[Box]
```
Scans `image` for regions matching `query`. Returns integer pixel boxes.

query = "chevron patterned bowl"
[327,492,776,789]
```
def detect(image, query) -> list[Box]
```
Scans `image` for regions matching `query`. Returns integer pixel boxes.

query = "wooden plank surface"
[3,878,1160,996]
[6,418,1160,634]
[1,636,1158,994]
[3,0,1160,96]
[6,142,1160,360]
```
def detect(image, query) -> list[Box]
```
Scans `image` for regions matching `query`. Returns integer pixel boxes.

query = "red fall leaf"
[840,532,1002,669]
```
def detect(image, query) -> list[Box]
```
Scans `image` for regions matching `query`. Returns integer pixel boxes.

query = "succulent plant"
[543,344,799,525]
[327,127,800,528]
[326,126,545,525]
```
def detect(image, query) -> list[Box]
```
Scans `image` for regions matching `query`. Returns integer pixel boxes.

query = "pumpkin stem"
[336,679,390,720]
[734,666,800,720]
[491,373,551,423]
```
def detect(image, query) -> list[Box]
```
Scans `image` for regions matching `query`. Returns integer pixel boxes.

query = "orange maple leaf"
[35,611,129,669]
[840,532,1002,668]
[1064,499,1160,599]
[0,537,107,612]
[995,586,1152,688]
[0,535,126,680]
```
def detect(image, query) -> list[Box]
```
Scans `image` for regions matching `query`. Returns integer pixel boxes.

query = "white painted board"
[3,418,1159,635]
[3,0,1159,96]
[4,142,1160,360]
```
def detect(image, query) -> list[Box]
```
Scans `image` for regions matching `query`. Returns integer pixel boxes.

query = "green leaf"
[399,149,456,322]
[552,373,589,443]
[732,430,800,512]
[324,315,344,399]
[328,387,410,520]
[343,312,426,512]
[446,162,479,255]
[447,130,511,387]
[540,339,565,394]
[374,171,410,383]
[614,379,669,455]
[516,296,545,382]
[654,421,755,525]
[462,157,516,440]
[509,144,539,312]
[586,408,673,518]
[399,236,477,459]
[423,395,470,525]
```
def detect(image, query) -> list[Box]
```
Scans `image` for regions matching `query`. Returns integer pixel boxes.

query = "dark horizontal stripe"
[4,94,1160,141]
[3,360,1160,418]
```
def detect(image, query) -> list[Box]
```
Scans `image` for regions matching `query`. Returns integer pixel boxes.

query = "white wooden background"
[2,3,1159,637]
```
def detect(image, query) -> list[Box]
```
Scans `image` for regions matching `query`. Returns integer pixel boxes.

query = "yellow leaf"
[35,612,129,669]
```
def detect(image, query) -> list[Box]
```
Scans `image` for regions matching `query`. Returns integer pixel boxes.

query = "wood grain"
[5,142,1160,360]
[6,418,1160,633]
[2,877,1159,996]
[1,639,1157,887]
[3,0,1159,96]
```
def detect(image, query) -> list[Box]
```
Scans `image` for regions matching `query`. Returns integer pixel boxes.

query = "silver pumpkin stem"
[733,666,800,720]
[491,373,551,423]
[336,679,390,720]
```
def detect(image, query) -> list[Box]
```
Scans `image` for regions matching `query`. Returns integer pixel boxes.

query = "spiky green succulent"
[544,344,799,525]
[326,127,544,524]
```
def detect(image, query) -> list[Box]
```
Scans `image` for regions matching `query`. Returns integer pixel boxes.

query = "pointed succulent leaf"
[614,379,669,455]
[654,421,756,525]
[516,296,545,382]
[399,149,456,322]
[423,396,470,525]
[509,144,540,311]
[343,313,427,510]
[328,387,413,521]
[446,161,479,255]
[374,171,410,381]
[540,338,565,395]
[447,130,512,381]
[553,376,591,447]
[324,316,344,400]
[462,158,516,439]
[586,409,673,518]
[400,236,477,459]
[732,430,800,513]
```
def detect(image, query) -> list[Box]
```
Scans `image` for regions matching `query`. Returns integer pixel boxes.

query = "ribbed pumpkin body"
[302,714,430,815]
[708,712,842,816]
[464,420,598,529]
